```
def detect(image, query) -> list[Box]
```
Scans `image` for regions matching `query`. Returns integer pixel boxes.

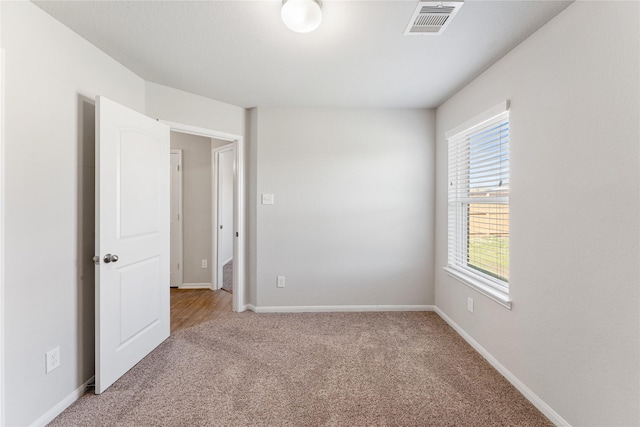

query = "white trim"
[446,101,511,309]
[178,283,212,290]
[169,149,183,288]
[433,308,570,427]
[244,304,257,313]
[445,100,510,140]
[29,376,95,427]
[161,121,245,313]
[211,148,219,289]
[0,48,5,427]
[233,135,246,313]
[253,305,435,313]
[444,267,512,309]
[211,143,234,291]
[161,121,238,143]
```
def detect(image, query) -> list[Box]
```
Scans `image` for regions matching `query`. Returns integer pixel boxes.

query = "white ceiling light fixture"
[281,0,322,33]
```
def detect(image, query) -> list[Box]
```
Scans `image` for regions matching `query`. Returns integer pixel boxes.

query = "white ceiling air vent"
[404,1,464,35]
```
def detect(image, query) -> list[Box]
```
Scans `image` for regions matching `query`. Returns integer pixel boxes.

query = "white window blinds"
[446,103,510,302]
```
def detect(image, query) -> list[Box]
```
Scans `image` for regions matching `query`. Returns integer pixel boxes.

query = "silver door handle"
[103,254,119,263]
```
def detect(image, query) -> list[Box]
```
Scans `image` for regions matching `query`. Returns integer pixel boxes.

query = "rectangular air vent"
[404,1,464,35]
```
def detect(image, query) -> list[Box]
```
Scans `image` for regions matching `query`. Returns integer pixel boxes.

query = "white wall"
[146,82,247,301]
[146,82,245,137]
[1,2,146,425]
[252,108,435,308]
[434,2,639,425]
[170,131,213,285]
[247,108,258,306]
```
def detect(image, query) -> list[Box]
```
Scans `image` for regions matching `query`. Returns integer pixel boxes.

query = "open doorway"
[164,121,245,316]
[168,133,233,332]
[169,132,228,290]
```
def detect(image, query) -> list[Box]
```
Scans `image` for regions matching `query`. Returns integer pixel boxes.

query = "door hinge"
[235,232,239,237]
[177,165,180,172]
[92,255,100,265]
[177,213,180,220]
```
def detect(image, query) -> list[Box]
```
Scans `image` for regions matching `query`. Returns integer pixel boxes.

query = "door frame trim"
[169,149,184,288]
[161,121,246,313]
[212,143,234,291]
[0,47,6,426]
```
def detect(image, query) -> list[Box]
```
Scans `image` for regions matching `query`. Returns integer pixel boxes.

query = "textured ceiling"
[34,0,572,109]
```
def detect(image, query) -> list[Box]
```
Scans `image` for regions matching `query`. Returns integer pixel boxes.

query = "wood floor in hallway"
[170,288,232,333]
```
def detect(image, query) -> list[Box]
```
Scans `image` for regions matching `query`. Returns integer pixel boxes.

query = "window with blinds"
[445,102,510,306]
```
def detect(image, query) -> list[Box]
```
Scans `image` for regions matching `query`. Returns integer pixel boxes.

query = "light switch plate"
[262,194,274,205]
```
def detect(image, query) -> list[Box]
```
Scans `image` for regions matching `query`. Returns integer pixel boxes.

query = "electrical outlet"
[201,259,208,269]
[467,297,474,313]
[46,346,60,374]
[277,276,285,288]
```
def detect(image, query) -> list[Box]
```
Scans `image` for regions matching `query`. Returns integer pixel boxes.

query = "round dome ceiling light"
[281,0,323,33]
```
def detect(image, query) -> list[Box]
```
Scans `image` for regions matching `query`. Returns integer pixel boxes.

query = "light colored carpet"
[222,260,233,293]
[49,311,551,426]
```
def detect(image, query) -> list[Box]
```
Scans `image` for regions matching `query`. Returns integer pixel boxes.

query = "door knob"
[103,254,119,263]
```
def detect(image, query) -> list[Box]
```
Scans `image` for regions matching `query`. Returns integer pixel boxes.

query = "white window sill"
[444,266,512,310]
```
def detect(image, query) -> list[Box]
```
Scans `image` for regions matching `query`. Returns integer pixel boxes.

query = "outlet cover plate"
[46,346,60,373]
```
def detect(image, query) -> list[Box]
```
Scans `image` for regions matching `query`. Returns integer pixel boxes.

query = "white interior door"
[216,147,234,287]
[170,150,183,287]
[95,96,170,394]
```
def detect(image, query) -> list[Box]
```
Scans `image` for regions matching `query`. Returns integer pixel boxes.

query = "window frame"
[444,101,512,309]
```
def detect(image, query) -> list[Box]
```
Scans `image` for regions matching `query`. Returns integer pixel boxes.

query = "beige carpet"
[222,260,233,293]
[50,312,551,426]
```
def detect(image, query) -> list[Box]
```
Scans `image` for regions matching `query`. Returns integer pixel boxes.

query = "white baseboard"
[179,283,212,290]
[243,304,257,313]
[253,305,435,313]
[30,376,94,427]
[221,257,233,266]
[433,307,570,427]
